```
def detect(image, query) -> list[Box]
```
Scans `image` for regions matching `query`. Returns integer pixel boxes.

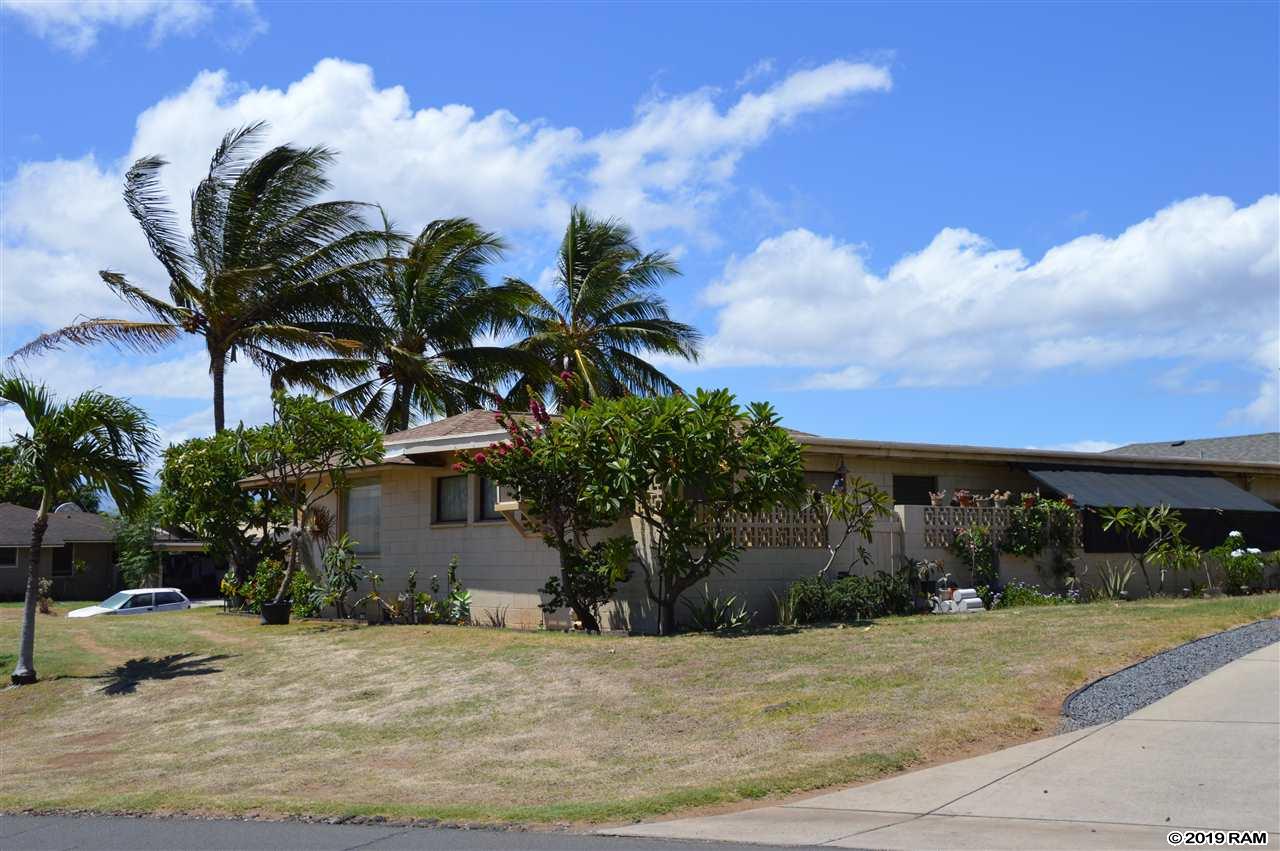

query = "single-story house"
[0,502,118,601]
[0,503,215,601]
[269,413,1280,631]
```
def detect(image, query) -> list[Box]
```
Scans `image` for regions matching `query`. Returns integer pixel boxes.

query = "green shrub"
[232,558,286,613]
[1206,532,1265,595]
[785,571,913,624]
[948,525,999,586]
[992,579,1072,609]
[290,571,321,618]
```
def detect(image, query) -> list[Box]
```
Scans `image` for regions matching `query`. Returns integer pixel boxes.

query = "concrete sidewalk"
[604,643,1280,849]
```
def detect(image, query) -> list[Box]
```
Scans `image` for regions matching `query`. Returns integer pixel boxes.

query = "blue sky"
[2,0,1277,452]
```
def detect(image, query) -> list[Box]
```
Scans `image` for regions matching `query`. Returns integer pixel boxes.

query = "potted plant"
[260,599,291,625]
[955,488,974,507]
[992,490,1010,508]
[976,493,992,508]
[1021,491,1038,508]
[929,490,946,507]
[1063,493,1076,508]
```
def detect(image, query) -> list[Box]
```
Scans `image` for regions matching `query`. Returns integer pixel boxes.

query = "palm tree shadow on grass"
[90,653,233,696]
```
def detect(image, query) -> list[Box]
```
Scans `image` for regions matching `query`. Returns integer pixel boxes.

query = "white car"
[67,588,191,618]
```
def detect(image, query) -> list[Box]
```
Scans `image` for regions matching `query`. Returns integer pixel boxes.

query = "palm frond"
[122,155,195,300]
[10,320,182,360]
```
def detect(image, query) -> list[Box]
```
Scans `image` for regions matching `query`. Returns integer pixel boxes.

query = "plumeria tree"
[587,389,806,634]
[1097,503,1200,595]
[239,393,383,613]
[459,399,634,632]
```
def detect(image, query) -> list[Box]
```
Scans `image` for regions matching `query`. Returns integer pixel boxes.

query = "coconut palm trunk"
[11,493,48,685]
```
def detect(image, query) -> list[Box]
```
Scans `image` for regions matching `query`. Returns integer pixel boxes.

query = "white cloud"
[700,195,1279,421]
[1,57,888,440]
[3,57,890,330]
[1039,440,1123,454]
[1,0,266,54]
[586,61,891,238]
[796,365,878,390]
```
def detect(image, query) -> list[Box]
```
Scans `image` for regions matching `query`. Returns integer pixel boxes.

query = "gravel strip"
[1061,617,1280,730]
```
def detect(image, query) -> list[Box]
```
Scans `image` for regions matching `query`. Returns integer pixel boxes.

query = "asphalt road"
[0,815,822,850]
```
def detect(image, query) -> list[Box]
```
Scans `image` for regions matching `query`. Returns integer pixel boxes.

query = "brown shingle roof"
[384,410,508,444]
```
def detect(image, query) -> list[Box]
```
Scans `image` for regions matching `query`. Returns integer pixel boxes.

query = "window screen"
[478,478,502,521]
[892,475,938,506]
[436,476,468,523]
[344,482,381,555]
[0,547,16,568]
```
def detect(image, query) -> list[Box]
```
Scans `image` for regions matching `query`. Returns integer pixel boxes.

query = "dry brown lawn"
[1,596,1276,824]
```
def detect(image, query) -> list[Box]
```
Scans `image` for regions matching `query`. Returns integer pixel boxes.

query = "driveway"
[604,643,1280,849]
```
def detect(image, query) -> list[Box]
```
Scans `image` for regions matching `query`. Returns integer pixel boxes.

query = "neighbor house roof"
[1103,433,1279,465]
[0,503,115,547]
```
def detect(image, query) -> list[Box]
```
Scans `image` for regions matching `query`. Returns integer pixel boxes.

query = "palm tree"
[0,376,156,685]
[270,217,535,433]
[11,123,383,433]
[505,206,702,406]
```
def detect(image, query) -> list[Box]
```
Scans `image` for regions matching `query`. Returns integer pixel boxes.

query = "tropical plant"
[948,524,1000,587]
[239,392,383,610]
[1097,504,1200,595]
[582,389,806,635]
[0,375,155,684]
[683,584,755,632]
[1089,560,1135,600]
[1206,531,1265,595]
[504,206,701,407]
[112,499,161,588]
[459,404,636,633]
[317,533,363,619]
[11,123,384,432]
[811,476,892,580]
[1000,497,1079,586]
[0,445,101,511]
[155,428,287,585]
[273,217,534,433]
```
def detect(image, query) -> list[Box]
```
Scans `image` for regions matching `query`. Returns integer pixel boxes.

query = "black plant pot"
[260,601,291,625]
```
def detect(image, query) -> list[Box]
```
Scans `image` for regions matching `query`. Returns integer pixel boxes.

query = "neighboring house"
[1104,433,1279,465]
[0,503,216,601]
[263,411,1280,632]
[0,502,117,601]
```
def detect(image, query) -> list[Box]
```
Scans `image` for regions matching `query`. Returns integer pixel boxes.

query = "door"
[117,592,154,615]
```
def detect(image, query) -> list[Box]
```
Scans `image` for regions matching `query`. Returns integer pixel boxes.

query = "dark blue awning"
[1026,468,1278,513]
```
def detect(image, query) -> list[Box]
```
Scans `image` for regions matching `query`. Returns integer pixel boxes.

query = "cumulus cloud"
[701,195,1280,423]
[2,57,890,331]
[586,61,891,238]
[1,0,266,54]
[1,56,888,439]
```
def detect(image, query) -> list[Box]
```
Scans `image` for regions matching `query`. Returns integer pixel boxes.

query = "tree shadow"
[90,653,233,696]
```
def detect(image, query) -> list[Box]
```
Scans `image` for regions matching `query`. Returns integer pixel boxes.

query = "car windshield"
[100,591,133,610]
